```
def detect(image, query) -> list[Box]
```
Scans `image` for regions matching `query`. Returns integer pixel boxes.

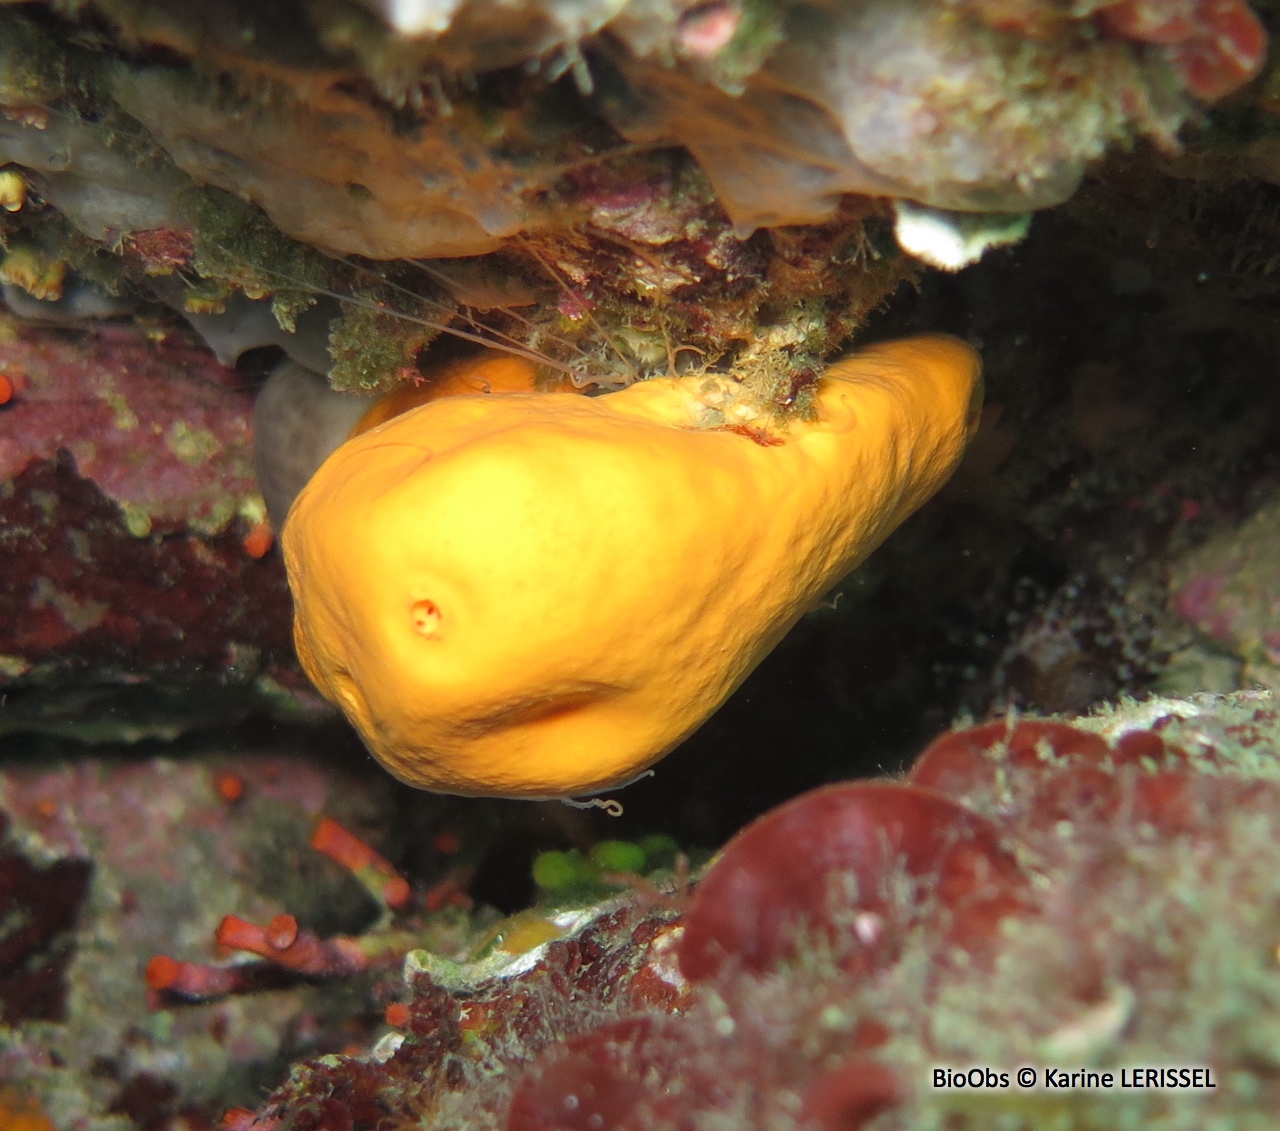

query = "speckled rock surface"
[0,311,310,740]
[0,316,259,535]
[0,734,408,1131]
[215,693,1280,1131]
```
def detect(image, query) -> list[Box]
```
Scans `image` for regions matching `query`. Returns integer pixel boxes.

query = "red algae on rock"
[506,1016,711,1131]
[677,780,1027,983]
[0,811,91,1024]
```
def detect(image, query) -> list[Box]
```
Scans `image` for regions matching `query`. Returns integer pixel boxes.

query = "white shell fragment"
[893,201,1031,271]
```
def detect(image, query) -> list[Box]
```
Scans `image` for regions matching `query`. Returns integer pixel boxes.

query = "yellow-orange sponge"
[283,336,981,798]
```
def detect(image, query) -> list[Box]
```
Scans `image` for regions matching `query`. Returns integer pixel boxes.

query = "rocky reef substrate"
[5,3,1280,1128]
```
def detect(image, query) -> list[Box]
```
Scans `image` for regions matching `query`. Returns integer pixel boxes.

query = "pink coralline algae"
[0,312,307,730]
[225,696,1280,1130]
[0,317,257,535]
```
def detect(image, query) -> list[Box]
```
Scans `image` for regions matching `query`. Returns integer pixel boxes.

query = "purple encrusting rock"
[0,317,257,535]
[0,312,313,737]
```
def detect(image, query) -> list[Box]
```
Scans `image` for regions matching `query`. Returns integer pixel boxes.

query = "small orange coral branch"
[212,913,422,979]
[145,954,243,999]
[310,817,411,909]
[219,1107,281,1131]
[143,952,307,1005]
[142,813,426,1007]
[0,1086,57,1131]
[215,913,368,977]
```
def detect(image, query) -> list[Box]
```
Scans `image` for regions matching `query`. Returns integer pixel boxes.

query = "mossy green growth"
[589,839,647,874]
[0,9,69,106]
[61,222,130,297]
[0,209,128,299]
[531,849,599,895]
[183,186,327,331]
[707,0,787,94]
[184,185,461,390]
[532,835,684,902]
[326,298,438,393]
